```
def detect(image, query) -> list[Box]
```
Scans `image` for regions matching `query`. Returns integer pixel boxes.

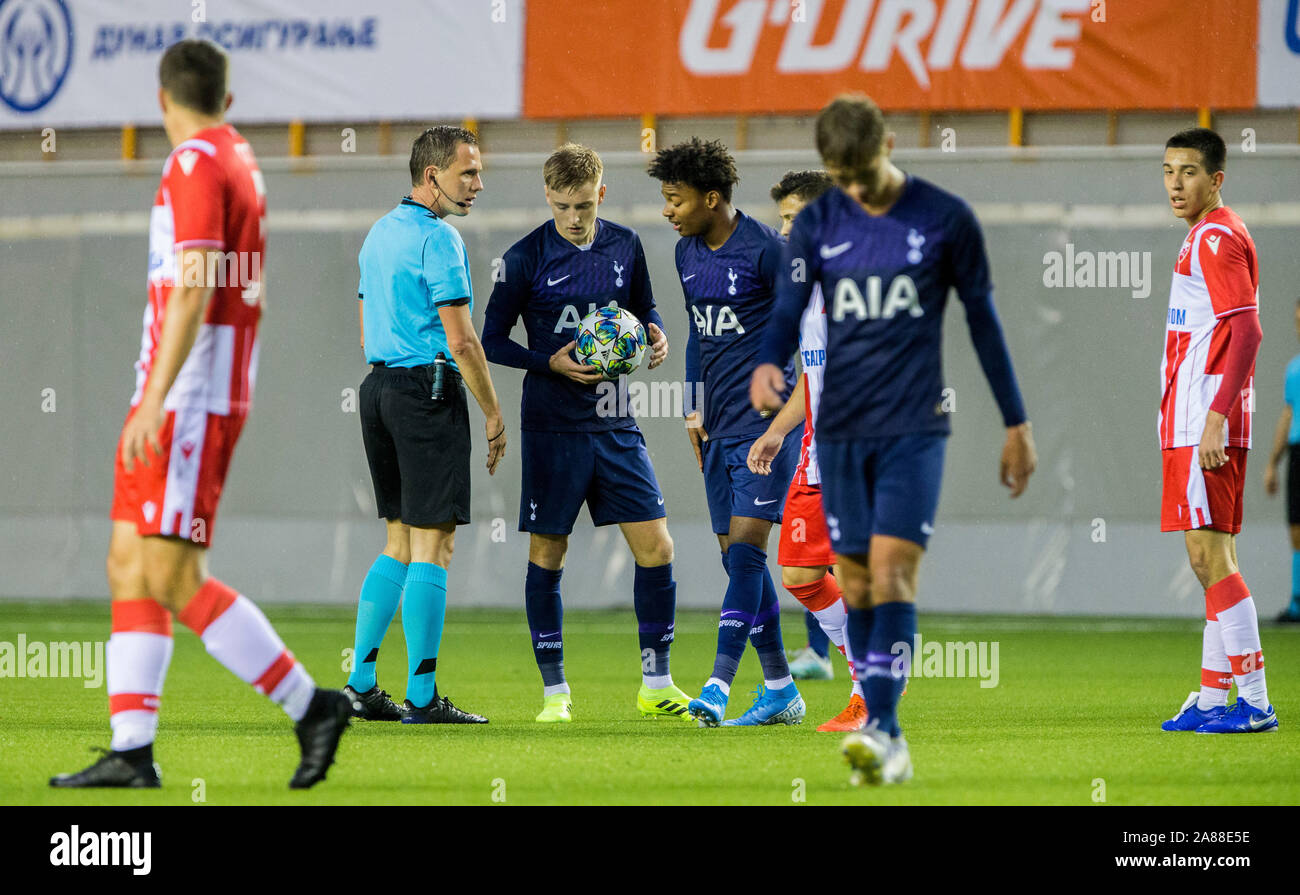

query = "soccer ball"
[573,306,648,379]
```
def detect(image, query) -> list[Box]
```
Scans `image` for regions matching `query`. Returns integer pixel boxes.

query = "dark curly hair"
[770,170,834,204]
[647,137,739,203]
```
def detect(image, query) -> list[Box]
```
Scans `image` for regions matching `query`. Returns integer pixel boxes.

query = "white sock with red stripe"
[179,578,316,722]
[1197,617,1232,710]
[108,599,174,751]
[1207,573,1269,708]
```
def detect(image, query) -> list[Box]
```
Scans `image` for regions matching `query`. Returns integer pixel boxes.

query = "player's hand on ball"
[646,323,668,370]
[485,414,506,475]
[685,411,708,471]
[749,363,787,414]
[120,398,166,472]
[549,340,605,385]
[1198,410,1228,470]
[1000,421,1036,498]
[1264,464,1279,496]
[746,428,783,476]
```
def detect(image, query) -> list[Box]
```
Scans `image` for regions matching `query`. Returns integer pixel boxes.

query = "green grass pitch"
[2,601,1297,805]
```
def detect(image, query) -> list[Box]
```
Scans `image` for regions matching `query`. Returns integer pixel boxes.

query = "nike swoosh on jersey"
[819,242,852,259]
[547,275,571,286]
[656,497,665,505]
[754,497,778,506]
[682,274,697,281]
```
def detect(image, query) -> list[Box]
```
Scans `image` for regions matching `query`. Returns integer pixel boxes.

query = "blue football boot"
[721,683,806,726]
[1161,691,1227,731]
[1195,698,1278,734]
[688,683,728,727]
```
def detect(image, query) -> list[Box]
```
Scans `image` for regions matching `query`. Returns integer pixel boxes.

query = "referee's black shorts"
[1288,445,1300,526]
[359,362,471,527]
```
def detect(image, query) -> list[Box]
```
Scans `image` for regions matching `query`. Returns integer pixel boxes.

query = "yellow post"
[462,118,480,138]
[556,120,568,147]
[734,115,749,151]
[377,121,392,156]
[121,123,137,161]
[1197,107,1212,129]
[1105,110,1118,146]
[1008,107,1024,147]
[918,110,931,148]
[641,112,656,152]
[288,119,305,157]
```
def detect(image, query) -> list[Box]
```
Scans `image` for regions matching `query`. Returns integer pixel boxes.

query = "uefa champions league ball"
[573,306,648,379]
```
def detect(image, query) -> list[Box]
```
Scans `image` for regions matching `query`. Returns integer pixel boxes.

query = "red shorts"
[110,404,246,547]
[1160,446,1247,534]
[778,480,836,568]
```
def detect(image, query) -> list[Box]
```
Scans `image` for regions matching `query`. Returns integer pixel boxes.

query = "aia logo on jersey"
[553,300,619,333]
[831,275,922,322]
[692,304,744,336]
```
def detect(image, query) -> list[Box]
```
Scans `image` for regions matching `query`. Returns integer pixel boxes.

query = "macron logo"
[1205,234,1221,255]
[820,242,852,259]
[176,150,199,176]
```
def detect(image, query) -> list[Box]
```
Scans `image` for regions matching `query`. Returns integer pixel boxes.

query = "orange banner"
[524,0,1257,117]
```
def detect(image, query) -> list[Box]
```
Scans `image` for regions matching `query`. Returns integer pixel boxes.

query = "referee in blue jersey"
[343,126,505,724]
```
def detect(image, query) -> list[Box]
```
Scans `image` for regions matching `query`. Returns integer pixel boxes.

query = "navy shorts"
[519,427,666,534]
[818,433,947,553]
[701,428,803,535]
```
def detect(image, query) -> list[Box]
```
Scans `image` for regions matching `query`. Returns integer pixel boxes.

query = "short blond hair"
[544,143,603,193]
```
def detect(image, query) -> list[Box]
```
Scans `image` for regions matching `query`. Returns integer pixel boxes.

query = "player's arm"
[747,373,806,475]
[753,225,815,412]
[1198,232,1261,470]
[949,203,1035,497]
[631,237,668,369]
[441,301,506,475]
[121,250,216,471]
[427,230,505,474]
[1265,403,1291,496]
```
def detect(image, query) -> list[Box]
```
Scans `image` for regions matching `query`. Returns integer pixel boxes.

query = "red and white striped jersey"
[794,284,826,486]
[134,124,267,417]
[1159,206,1258,450]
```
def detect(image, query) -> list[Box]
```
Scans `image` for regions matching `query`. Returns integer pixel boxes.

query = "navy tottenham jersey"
[482,218,663,432]
[679,210,797,440]
[770,177,1019,441]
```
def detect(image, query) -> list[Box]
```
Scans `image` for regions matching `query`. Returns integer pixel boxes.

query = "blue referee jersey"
[357,197,473,369]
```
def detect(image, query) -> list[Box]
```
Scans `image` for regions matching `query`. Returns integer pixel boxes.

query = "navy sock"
[805,608,830,658]
[846,605,874,687]
[634,563,676,682]
[710,543,765,686]
[525,563,565,688]
[749,565,790,683]
[863,602,915,737]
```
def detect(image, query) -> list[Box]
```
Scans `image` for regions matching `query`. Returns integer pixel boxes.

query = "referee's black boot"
[400,689,488,724]
[50,745,161,788]
[343,684,404,721]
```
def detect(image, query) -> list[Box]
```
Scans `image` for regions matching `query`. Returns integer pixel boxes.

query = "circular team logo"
[0,0,73,113]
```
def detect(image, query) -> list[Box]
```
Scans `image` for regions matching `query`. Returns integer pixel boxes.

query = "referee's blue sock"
[749,565,792,688]
[525,562,566,693]
[863,602,915,738]
[346,554,407,693]
[402,562,447,709]
[806,608,830,658]
[634,562,676,687]
[1290,551,1300,616]
[708,544,764,690]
